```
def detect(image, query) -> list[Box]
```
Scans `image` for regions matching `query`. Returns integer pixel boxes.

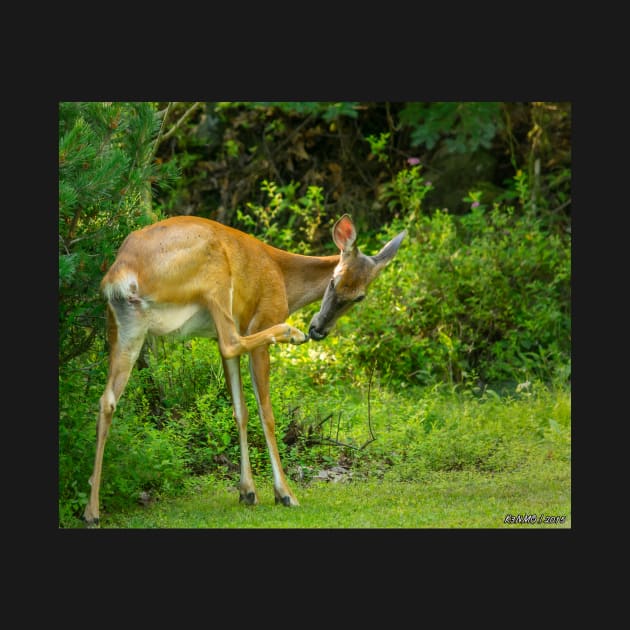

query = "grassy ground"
[62,375,571,529]
[100,459,570,529]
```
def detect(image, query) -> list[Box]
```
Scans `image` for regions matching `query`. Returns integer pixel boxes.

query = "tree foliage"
[59,102,178,363]
[151,101,570,233]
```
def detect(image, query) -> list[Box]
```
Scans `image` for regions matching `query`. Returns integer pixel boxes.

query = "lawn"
[100,459,570,529]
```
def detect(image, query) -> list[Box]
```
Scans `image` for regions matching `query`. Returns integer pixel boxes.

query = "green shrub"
[98,418,188,511]
[330,168,570,387]
[237,179,327,254]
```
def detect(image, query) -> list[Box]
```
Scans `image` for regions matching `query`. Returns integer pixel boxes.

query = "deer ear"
[332,215,357,254]
[371,230,407,271]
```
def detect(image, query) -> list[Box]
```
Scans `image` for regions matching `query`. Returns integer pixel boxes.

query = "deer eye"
[353,295,365,303]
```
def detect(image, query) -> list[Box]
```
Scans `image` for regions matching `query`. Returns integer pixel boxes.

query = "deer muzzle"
[308,323,328,341]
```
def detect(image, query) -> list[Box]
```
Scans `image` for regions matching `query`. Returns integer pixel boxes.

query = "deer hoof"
[275,494,299,507]
[284,325,308,345]
[83,516,100,528]
[239,491,257,505]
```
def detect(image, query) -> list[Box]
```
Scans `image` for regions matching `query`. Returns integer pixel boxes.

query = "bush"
[332,169,570,387]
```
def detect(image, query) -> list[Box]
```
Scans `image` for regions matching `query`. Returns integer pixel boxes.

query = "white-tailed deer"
[83,214,406,526]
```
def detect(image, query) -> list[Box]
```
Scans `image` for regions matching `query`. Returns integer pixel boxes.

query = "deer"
[83,213,406,526]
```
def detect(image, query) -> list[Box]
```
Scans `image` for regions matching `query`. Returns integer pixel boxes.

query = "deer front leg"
[222,356,258,505]
[206,297,308,360]
[225,322,308,358]
[249,346,299,507]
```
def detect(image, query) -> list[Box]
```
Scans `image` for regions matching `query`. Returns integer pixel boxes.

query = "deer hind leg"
[222,356,258,505]
[83,302,147,527]
[249,346,299,507]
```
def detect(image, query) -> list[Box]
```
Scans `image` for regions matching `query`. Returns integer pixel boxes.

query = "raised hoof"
[287,326,309,345]
[239,491,257,505]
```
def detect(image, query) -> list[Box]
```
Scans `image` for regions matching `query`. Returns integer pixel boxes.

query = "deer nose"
[308,325,327,341]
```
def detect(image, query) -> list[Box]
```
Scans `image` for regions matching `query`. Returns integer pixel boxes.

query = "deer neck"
[267,248,340,314]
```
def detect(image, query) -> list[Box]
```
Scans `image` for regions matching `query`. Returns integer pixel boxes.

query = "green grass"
[97,459,570,529]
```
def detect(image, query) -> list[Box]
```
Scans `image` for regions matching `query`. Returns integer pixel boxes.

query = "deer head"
[308,215,406,341]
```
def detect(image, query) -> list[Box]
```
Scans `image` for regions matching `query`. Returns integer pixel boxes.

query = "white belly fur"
[147,303,217,338]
